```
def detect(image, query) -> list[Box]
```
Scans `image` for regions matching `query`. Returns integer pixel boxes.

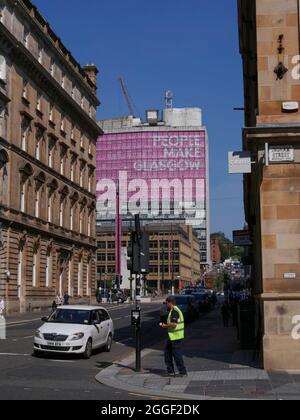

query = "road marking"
[128,392,177,400]
[0,353,31,357]
[49,359,74,363]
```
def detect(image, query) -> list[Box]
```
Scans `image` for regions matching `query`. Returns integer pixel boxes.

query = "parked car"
[160,295,199,323]
[192,293,211,312]
[33,306,114,359]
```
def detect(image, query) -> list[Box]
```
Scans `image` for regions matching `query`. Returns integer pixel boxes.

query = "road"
[0,303,164,400]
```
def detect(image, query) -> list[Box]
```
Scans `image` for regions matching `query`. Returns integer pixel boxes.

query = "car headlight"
[70,333,85,341]
[35,331,43,339]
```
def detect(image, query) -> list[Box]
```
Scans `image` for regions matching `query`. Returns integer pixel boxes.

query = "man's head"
[166,296,176,310]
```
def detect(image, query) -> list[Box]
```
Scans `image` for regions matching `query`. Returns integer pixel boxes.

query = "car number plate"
[47,342,62,347]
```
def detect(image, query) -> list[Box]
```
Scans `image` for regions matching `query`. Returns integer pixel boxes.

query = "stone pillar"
[261,164,300,370]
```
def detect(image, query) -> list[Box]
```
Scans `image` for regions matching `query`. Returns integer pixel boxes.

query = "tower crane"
[118,77,136,117]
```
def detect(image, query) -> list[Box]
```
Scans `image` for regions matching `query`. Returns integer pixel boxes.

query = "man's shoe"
[162,372,175,378]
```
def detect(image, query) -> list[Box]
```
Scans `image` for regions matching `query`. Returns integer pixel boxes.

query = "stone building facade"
[238,0,300,369]
[0,0,102,313]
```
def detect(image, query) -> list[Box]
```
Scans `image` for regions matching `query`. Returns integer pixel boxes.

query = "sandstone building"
[238,0,300,369]
[0,0,102,312]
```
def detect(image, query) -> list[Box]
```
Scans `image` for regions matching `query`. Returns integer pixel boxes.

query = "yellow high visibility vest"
[167,306,185,341]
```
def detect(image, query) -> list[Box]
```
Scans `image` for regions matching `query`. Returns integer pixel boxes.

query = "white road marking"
[0,353,31,357]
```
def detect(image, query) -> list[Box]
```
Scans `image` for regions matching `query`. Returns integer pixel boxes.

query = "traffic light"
[127,231,149,275]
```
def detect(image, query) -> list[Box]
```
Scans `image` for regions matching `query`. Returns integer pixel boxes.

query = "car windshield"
[47,309,91,325]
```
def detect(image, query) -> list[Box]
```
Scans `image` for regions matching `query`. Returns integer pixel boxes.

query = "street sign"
[269,146,294,163]
[228,151,252,174]
[233,230,252,247]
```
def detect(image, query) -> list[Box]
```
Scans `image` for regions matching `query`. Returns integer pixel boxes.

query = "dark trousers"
[164,339,187,375]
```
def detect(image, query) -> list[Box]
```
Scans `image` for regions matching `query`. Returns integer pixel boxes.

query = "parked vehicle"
[33,306,114,359]
[160,295,199,323]
[192,293,211,312]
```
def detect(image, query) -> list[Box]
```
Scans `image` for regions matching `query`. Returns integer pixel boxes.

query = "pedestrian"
[0,298,5,319]
[63,292,70,306]
[51,300,57,312]
[159,296,187,378]
[108,290,113,304]
[221,302,230,327]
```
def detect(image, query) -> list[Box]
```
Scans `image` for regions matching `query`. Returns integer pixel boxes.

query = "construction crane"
[118,77,136,117]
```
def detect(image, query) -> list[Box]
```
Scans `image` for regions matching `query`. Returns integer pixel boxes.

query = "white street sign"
[228,151,252,174]
[269,146,294,163]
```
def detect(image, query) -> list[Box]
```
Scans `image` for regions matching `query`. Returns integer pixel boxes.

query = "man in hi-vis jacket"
[160,296,187,377]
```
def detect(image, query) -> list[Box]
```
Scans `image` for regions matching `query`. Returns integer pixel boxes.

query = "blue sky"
[34,0,245,239]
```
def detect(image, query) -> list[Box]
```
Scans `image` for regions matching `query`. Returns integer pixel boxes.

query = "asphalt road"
[0,303,164,400]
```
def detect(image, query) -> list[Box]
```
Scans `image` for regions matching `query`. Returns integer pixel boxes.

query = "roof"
[58,305,107,311]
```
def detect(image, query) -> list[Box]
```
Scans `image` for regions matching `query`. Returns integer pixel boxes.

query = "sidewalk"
[96,308,300,400]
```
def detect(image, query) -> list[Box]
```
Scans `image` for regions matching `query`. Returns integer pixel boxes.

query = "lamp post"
[161,247,165,294]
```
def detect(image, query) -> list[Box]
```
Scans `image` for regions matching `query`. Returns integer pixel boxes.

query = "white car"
[33,306,114,359]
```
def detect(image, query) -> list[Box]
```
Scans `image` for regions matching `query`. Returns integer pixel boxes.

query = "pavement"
[96,307,300,400]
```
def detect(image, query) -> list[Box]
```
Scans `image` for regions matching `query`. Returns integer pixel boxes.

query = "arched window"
[0,149,8,204]
[19,163,33,214]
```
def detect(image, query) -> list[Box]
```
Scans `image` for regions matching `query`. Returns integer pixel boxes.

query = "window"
[70,205,74,231]
[20,180,25,212]
[17,248,23,299]
[32,250,37,287]
[88,170,93,193]
[88,212,92,236]
[34,188,40,218]
[22,79,28,100]
[50,59,54,76]
[48,138,55,168]
[35,130,42,160]
[36,93,42,112]
[78,256,82,297]
[79,207,84,234]
[71,124,75,140]
[59,200,64,227]
[0,55,6,82]
[80,134,84,149]
[21,122,29,152]
[47,192,52,223]
[49,104,54,122]
[38,47,43,64]
[70,158,76,182]
[45,253,51,288]
[60,116,65,133]
[24,31,29,48]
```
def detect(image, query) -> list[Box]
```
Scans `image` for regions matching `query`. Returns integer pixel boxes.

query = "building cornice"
[0,23,103,140]
[10,0,98,101]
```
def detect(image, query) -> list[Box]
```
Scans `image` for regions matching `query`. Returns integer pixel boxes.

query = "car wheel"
[83,338,93,359]
[104,334,113,352]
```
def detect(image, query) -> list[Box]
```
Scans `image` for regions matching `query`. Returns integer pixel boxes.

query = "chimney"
[83,64,99,93]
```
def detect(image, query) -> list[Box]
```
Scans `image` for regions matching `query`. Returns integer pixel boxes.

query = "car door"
[90,310,102,348]
[97,309,110,345]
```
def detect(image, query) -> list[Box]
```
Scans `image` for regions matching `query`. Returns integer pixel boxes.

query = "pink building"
[96,108,210,269]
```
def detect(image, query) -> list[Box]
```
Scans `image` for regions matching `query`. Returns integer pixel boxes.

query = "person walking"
[159,296,187,377]
[63,292,70,306]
